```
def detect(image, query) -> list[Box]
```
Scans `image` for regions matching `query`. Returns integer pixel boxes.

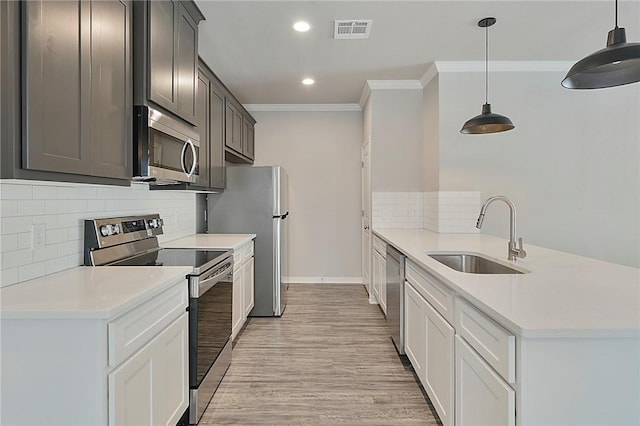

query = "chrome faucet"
[476,195,527,261]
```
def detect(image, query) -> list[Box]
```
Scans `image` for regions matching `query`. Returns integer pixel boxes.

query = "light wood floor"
[200,284,441,425]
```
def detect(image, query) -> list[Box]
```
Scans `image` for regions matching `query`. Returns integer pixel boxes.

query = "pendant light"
[461,17,514,135]
[562,0,640,89]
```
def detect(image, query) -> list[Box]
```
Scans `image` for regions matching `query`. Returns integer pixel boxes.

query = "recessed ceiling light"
[302,78,315,86]
[293,21,311,32]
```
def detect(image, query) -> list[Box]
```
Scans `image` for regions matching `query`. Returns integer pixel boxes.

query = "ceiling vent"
[334,20,372,39]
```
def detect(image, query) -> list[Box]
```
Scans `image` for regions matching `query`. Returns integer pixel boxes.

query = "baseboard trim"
[284,276,363,285]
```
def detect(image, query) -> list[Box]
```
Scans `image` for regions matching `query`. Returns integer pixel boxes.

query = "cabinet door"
[148,0,177,113]
[404,282,426,381]
[379,253,387,314]
[246,123,255,159]
[425,298,455,426]
[175,3,197,124]
[243,257,255,317]
[371,250,380,302]
[154,313,189,426]
[196,70,210,186]
[23,0,92,175]
[241,117,255,160]
[109,338,154,425]
[232,266,243,340]
[109,313,188,426]
[91,0,132,179]
[209,81,226,188]
[455,335,515,426]
[225,103,243,154]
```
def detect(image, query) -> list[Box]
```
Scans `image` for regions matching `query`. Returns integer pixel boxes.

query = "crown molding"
[434,61,575,73]
[359,80,423,108]
[420,63,439,87]
[366,80,423,90]
[243,104,362,112]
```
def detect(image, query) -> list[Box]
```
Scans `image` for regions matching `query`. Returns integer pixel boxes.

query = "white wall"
[252,110,363,282]
[423,75,440,192]
[437,70,640,267]
[370,89,424,192]
[0,180,197,287]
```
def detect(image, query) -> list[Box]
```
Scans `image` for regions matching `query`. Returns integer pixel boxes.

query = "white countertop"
[374,228,640,338]
[162,233,256,251]
[0,266,191,320]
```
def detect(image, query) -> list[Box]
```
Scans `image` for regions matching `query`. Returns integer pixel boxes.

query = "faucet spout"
[476,195,526,261]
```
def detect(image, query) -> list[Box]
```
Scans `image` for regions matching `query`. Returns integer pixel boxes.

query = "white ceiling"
[196,0,640,104]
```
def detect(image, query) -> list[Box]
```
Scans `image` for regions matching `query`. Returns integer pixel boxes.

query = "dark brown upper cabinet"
[197,61,226,191]
[21,0,132,181]
[134,0,204,125]
[224,98,255,164]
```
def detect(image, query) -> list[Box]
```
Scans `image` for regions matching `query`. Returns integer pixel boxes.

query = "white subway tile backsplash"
[2,249,34,268]
[33,246,59,262]
[1,234,19,252]
[0,267,18,287]
[17,232,31,250]
[17,200,46,216]
[1,216,33,235]
[46,256,71,275]
[18,261,46,282]
[1,179,197,287]
[32,185,58,200]
[1,183,33,200]
[1,200,18,217]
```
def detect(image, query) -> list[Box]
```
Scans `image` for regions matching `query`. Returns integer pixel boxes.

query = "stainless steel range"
[84,214,232,425]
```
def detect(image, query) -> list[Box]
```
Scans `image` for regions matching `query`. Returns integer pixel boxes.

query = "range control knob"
[112,224,122,235]
[148,218,163,229]
[100,225,113,237]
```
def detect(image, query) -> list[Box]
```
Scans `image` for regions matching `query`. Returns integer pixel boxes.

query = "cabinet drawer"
[108,283,188,366]
[455,297,515,383]
[373,236,386,257]
[406,260,454,323]
[233,249,242,272]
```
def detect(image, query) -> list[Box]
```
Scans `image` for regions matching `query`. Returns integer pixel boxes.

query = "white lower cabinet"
[424,294,454,426]
[242,257,255,317]
[455,335,515,426]
[109,313,189,426]
[232,240,255,340]
[0,279,189,426]
[405,280,454,426]
[372,236,387,313]
[404,281,427,379]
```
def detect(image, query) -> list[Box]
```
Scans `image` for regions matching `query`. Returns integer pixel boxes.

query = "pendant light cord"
[485,22,489,104]
[615,0,618,28]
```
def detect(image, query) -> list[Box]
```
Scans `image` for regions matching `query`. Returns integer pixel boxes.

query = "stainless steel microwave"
[133,106,201,184]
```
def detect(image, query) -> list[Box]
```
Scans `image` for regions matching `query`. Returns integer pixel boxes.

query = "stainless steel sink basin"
[428,253,528,274]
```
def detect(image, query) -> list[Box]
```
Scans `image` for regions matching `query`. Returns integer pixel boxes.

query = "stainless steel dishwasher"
[386,245,405,355]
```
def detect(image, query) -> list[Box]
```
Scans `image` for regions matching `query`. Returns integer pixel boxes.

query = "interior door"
[361,141,372,299]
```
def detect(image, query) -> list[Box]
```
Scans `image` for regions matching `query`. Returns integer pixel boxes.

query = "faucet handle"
[517,237,527,259]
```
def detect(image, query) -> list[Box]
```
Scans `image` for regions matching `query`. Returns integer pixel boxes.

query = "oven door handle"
[191,260,233,298]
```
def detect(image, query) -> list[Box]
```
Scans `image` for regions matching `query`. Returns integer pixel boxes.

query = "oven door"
[189,259,233,388]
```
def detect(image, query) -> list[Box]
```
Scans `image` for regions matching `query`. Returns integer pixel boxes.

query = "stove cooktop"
[110,248,231,275]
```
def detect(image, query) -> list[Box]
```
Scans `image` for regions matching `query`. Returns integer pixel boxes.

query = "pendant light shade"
[562,0,640,89]
[460,17,515,135]
[461,103,514,134]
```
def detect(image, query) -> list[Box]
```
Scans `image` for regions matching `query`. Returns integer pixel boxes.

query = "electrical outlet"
[32,224,45,250]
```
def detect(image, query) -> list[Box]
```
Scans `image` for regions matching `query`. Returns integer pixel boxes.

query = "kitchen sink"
[428,253,528,274]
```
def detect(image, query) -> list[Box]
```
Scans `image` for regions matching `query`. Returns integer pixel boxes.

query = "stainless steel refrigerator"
[207,166,289,316]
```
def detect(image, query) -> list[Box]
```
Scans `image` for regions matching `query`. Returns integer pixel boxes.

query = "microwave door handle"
[180,140,189,175]
[185,139,197,178]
